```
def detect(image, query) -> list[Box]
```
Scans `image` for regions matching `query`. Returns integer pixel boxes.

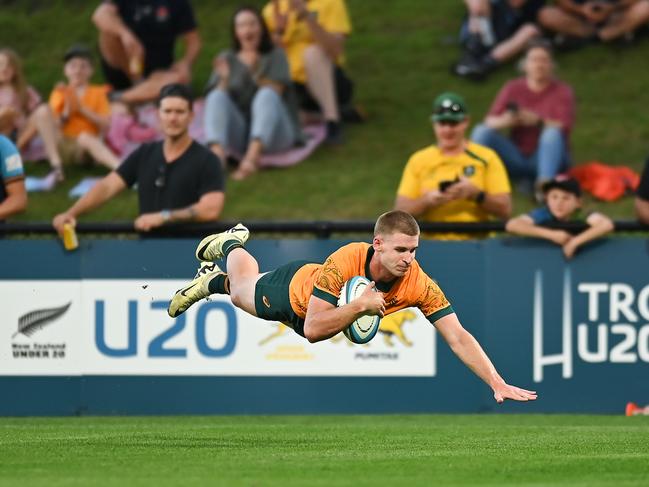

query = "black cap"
[63,44,93,63]
[542,175,581,197]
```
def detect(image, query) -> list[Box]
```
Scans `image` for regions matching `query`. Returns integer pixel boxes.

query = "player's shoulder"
[336,241,371,256]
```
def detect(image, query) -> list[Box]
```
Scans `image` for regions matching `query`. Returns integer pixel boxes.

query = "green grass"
[0,415,648,486]
[1,0,647,222]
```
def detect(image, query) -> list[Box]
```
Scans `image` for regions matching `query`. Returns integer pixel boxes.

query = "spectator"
[204,6,304,181]
[506,175,614,258]
[538,0,649,45]
[92,0,202,106]
[471,40,574,200]
[49,45,119,171]
[262,0,357,144]
[52,84,224,235]
[454,0,545,81]
[0,134,27,222]
[0,48,64,181]
[394,92,512,240]
[636,157,649,225]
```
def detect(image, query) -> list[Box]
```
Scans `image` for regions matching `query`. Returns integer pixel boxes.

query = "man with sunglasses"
[52,83,225,235]
[394,92,512,239]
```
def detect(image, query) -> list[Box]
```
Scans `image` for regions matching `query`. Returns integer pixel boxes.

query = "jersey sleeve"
[415,272,454,324]
[0,136,24,181]
[312,244,359,306]
[484,151,511,194]
[396,153,422,199]
[319,0,352,34]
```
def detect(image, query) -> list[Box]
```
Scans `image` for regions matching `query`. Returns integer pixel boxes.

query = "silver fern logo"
[12,303,71,339]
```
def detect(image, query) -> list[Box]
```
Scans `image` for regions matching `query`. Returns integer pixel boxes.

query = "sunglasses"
[434,103,464,116]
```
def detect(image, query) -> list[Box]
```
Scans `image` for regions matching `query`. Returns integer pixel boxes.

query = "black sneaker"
[452,53,488,81]
[325,121,344,145]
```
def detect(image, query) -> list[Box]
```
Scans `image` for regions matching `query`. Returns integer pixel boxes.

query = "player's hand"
[358,282,386,318]
[493,382,537,403]
[549,230,572,246]
[134,212,165,232]
[562,239,579,259]
[52,213,76,237]
[445,177,480,201]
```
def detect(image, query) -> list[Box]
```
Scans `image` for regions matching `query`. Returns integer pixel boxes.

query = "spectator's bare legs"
[18,105,63,177]
[209,144,227,168]
[303,45,339,123]
[232,139,262,181]
[77,133,120,170]
[538,6,596,38]
[599,1,649,41]
[98,29,132,78]
[225,247,262,316]
[491,24,540,63]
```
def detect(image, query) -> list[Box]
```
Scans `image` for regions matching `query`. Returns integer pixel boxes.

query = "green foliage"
[0,415,648,486]
[1,0,645,222]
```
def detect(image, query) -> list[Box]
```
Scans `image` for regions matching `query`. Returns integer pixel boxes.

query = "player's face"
[433,118,469,152]
[235,10,262,50]
[158,96,193,139]
[546,189,580,220]
[64,58,93,86]
[375,232,419,278]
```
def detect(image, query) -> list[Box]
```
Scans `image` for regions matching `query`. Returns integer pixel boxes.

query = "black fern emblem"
[12,302,71,338]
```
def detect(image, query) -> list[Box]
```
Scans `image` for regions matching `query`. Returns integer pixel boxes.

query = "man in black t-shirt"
[636,158,649,225]
[92,0,202,105]
[52,84,224,235]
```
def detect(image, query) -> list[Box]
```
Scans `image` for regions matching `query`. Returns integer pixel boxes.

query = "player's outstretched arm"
[434,313,538,403]
[303,285,385,343]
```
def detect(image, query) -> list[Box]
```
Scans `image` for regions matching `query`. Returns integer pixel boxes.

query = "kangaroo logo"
[379,309,417,347]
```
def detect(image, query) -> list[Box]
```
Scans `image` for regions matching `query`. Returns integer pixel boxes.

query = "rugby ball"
[338,276,381,344]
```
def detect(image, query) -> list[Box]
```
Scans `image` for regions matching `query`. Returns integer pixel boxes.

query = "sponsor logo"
[263,296,271,308]
[11,302,71,359]
[5,153,23,173]
[463,165,475,177]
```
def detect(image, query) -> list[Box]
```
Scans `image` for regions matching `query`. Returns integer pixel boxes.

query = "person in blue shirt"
[506,175,613,258]
[0,134,27,222]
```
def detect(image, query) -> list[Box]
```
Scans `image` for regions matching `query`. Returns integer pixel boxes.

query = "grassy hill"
[1,0,647,223]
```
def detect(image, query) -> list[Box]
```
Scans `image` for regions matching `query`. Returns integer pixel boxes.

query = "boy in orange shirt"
[49,45,119,170]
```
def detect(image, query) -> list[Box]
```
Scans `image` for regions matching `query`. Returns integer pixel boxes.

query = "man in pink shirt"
[471,39,575,200]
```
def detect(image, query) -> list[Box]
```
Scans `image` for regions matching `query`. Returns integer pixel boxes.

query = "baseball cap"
[63,44,93,63]
[431,92,468,123]
[542,175,581,197]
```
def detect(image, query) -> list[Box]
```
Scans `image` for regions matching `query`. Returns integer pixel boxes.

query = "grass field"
[1,0,648,224]
[1,415,648,486]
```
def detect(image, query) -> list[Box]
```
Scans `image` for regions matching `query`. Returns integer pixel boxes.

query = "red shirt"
[488,78,575,156]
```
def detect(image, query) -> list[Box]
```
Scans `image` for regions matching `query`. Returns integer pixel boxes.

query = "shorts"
[58,137,92,166]
[293,66,354,113]
[254,259,314,337]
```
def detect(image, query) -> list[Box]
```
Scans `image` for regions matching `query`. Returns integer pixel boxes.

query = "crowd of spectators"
[0,0,648,246]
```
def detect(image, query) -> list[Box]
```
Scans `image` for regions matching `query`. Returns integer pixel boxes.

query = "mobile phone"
[439,178,458,192]
[506,101,519,113]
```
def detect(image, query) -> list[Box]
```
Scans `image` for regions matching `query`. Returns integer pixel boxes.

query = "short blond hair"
[374,210,420,237]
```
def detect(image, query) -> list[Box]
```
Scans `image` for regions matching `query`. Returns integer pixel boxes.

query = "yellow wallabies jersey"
[288,242,453,324]
[397,142,511,238]
[263,0,351,83]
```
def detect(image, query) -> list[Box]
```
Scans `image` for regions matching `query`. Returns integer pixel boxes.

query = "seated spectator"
[636,157,649,225]
[52,84,224,235]
[204,6,304,181]
[538,0,649,45]
[0,134,27,222]
[0,48,64,181]
[454,0,545,80]
[506,175,614,258]
[394,92,512,240]
[92,0,202,106]
[262,0,358,144]
[49,45,119,171]
[471,40,574,200]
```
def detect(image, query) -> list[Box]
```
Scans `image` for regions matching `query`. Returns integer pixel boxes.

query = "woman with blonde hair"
[0,48,64,182]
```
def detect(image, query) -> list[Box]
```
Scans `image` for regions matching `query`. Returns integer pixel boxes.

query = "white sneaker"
[167,262,225,318]
[195,223,249,262]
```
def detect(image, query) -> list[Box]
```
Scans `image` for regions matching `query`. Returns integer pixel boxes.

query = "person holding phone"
[394,92,512,240]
